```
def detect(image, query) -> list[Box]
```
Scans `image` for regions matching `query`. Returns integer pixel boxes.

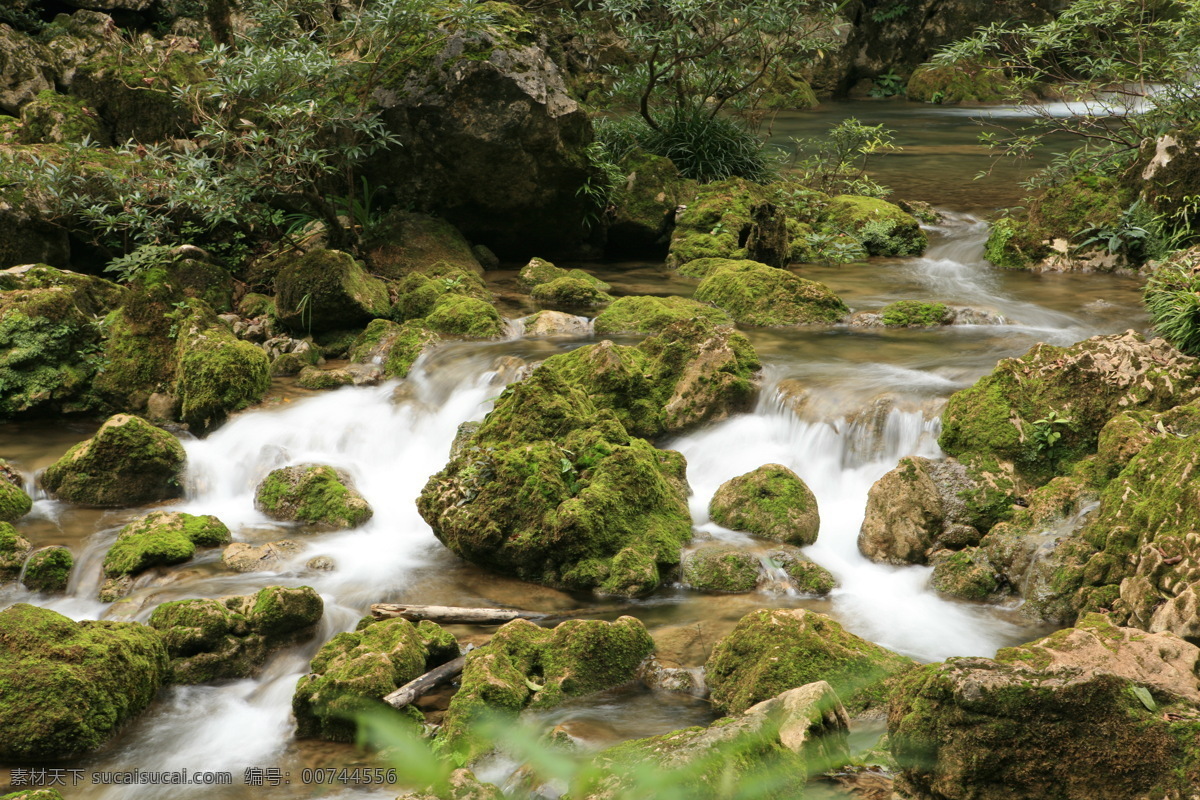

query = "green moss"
[607,150,689,255]
[768,548,837,596]
[0,288,100,418]
[13,265,125,316]
[348,319,440,378]
[681,545,761,592]
[314,328,361,358]
[930,548,999,600]
[102,511,231,580]
[91,306,177,412]
[983,216,1031,270]
[827,196,927,257]
[296,366,355,389]
[21,546,73,593]
[436,616,653,761]
[424,294,505,339]
[593,295,731,334]
[255,464,373,528]
[237,292,276,318]
[759,69,819,110]
[18,90,105,145]
[0,522,31,583]
[706,608,915,715]
[519,259,611,292]
[881,301,952,327]
[0,603,168,760]
[666,178,779,269]
[905,60,1011,104]
[72,48,204,143]
[1,789,67,800]
[175,313,271,430]
[693,259,848,326]
[41,414,186,507]
[390,263,493,322]
[149,586,323,683]
[709,464,819,545]
[530,276,614,309]
[273,249,390,333]
[0,476,32,523]
[362,211,482,279]
[294,616,457,742]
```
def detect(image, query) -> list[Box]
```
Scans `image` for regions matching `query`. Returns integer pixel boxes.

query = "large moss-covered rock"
[0,25,54,116]
[437,616,653,761]
[71,43,203,143]
[692,259,848,326]
[362,210,483,278]
[905,60,1010,104]
[21,545,72,593]
[826,196,926,257]
[769,547,837,596]
[706,608,915,715]
[0,460,31,522]
[174,311,271,429]
[518,258,611,292]
[274,249,390,333]
[0,603,169,760]
[606,150,689,257]
[255,464,373,529]
[424,294,506,339]
[0,287,100,417]
[149,586,323,684]
[593,295,730,335]
[100,511,231,600]
[710,464,820,546]
[680,544,762,593]
[667,179,792,269]
[348,319,439,379]
[939,331,1200,484]
[889,615,1200,800]
[0,521,31,583]
[41,414,186,506]
[294,616,458,742]
[880,300,952,327]
[594,682,846,798]
[530,276,613,309]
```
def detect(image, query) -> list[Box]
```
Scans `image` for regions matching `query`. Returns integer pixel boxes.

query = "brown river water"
[0,99,1150,798]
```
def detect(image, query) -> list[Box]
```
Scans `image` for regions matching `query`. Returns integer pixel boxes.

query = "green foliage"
[868,70,905,98]
[869,0,909,23]
[1029,409,1072,456]
[593,110,772,184]
[786,118,896,197]
[105,244,181,283]
[1145,256,1200,356]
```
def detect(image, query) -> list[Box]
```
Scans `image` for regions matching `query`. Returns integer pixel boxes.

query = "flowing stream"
[0,100,1153,797]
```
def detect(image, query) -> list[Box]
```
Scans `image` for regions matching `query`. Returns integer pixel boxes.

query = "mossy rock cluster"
[826,195,927,257]
[0,603,169,760]
[710,464,820,546]
[419,319,761,596]
[41,413,186,507]
[436,616,654,761]
[274,249,390,333]
[362,210,483,279]
[518,257,611,292]
[521,259,613,309]
[149,586,324,683]
[666,178,793,270]
[0,522,32,583]
[889,616,1200,800]
[390,263,505,339]
[72,45,205,144]
[690,259,848,327]
[706,608,915,715]
[348,318,440,378]
[905,60,1011,104]
[21,545,73,593]
[768,547,837,596]
[100,511,232,601]
[881,300,952,327]
[0,460,31,523]
[680,544,762,593]
[293,616,459,742]
[255,464,373,529]
[939,331,1200,486]
[592,295,731,335]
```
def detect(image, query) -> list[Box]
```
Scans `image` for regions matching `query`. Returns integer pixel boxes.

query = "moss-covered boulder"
[21,545,72,593]
[41,414,186,506]
[296,366,356,390]
[362,210,483,278]
[221,540,303,573]
[0,287,100,418]
[0,603,169,760]
[905,60,1011,104]
[130,253,236,313]
[518,258,611,292]
[939,331,1200,484]
[593,295,730,335]
[348,319,440,379]
[149,586,323,684]
[706,608,915,715]
[274,249,390,333]
[71,44,204,143]
[692,259,848,326]
[100,511,231,601]
[294,616,458,742]
[858,456,981,565]
[667,179,792,269]
[530,276,614,309]
[606,150,690,257]
[390,262,493,321]
[174,311,271,429]
[768,548,837,596]
[0,460,31,523]
[255,464,373,529]
[681,545,762,593]
[18,90,106,145]
[827,196,926,257]
[593,682,846,797]
[710,464,820,546]
[424,294,506,339]
[436,616,653,761]
[889,615,1200,800]
[0,522,31,583]
[880,300,952,327]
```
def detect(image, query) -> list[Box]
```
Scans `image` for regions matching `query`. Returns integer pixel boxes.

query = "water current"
[0,99,1153,797]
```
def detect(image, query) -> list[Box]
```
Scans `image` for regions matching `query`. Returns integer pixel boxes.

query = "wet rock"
[149,585,323,683]
[306,555,336,572]
[767,547,837,596]
[41,414,186,507]
[690,259,848,326]
[361,210,483,278]
[21,545,73,593]
[100,511,231,600]
[827,196,926,257]
[706,608,914,715]
[294,616,458,742]
[521,309,591,337]
[273,249,390,334]
[221,540,303,573]
[0,522,32,584]
[436,616,653,761]
[296,366,356,390]
[889,614,1200,800]
[667,178,793,269]
[348,319,440,379]
[606,150,688,258]
[0,458,31,523]
[592,295,730,335]
[879,300,952,327]
[950,305,1010,325]
[635,655,706,695]
[0,603,168,760]
[530,275,613,309]
[681,545,762,593]
[0,26,55,116]
[651,620,730,667]
[254,464,373,529]
[18,90,106,145]
[710,464,820,546]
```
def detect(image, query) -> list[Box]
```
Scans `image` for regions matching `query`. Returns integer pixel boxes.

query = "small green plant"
[870,0,909,23]
[787,118,897,197]
[868,70,905,98]
[104,244,180,283]
[1145,255,1200,356]
[1029,410,1071,455]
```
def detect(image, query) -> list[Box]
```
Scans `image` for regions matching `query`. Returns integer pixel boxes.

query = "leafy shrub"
[1145,255,1200,356]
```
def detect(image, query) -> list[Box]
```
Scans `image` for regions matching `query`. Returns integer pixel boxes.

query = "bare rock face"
[374,29,595,257]
[0,25,55,115]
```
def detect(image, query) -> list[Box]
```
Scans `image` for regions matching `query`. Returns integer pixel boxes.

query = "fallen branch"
[383,655,466,709]
[370,604,550,625]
